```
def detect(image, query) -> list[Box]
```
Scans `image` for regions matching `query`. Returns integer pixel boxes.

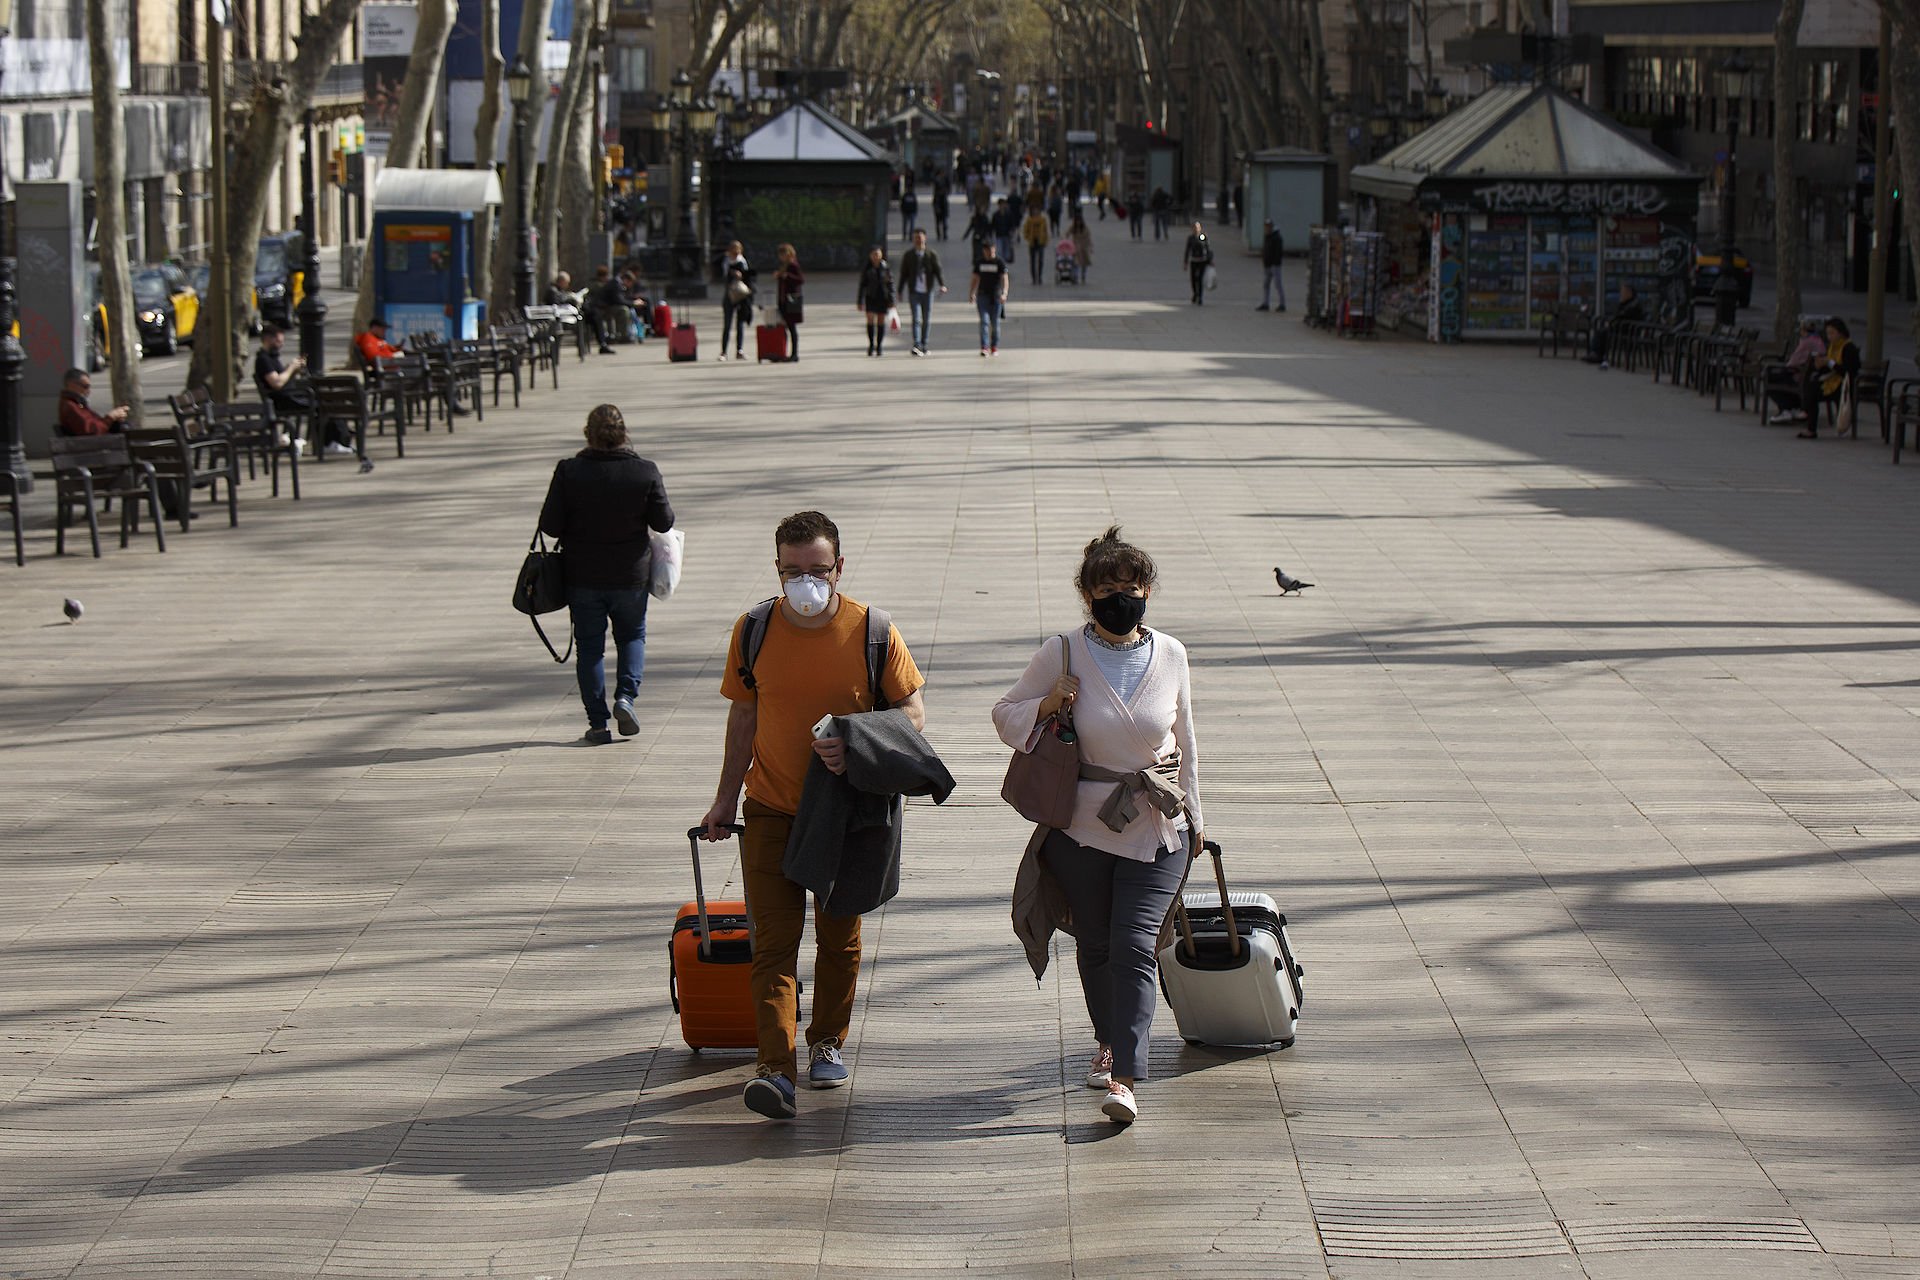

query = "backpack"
[735,598,893,710]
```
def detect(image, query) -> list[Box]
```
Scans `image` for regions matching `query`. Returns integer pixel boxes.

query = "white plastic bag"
[648,527,684,600]
[1203,264,1219,291]
[886,305,902,333]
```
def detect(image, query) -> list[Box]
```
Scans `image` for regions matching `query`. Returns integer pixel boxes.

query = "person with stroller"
[993,526,1204,1126]
[1069,212,1093,285]
[857,245,896,358]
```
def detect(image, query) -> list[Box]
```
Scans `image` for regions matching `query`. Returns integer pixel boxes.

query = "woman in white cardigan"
[993,527,1202,1125]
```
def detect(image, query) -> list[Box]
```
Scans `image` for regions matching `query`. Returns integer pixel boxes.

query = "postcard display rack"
[1306,227,1384,336]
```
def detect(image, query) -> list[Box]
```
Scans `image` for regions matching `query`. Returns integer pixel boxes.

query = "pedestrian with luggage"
[993,526,1203,1126]
[719,241,754,361]
[774,243,804,363]
[536,404,675,745]
[898,229,947,356]
[1182,222,1214,305]
[856,245,896,357]
[970,240,1010,356]
[701,510,929,1121]
[1256,219,1286,312]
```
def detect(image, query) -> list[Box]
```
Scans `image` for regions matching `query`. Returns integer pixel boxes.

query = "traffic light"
[329,149,347,187]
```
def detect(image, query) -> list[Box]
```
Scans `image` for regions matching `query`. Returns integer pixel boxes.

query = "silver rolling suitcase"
[1156,841,1304,1048]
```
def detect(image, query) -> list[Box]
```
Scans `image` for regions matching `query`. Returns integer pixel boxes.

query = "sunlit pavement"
[6,213,1920,1278]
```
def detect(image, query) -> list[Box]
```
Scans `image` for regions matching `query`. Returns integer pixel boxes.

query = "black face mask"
[1090,591,1148,634]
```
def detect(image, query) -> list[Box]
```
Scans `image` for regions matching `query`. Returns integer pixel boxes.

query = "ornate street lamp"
[0,0,29,493]
[665,70,708,300]
[295,108,328,370]
[507,56,536,312]
[1712,52,1754,328]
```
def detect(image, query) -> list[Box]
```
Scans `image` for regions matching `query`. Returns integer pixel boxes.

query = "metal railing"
[128,60,362,102]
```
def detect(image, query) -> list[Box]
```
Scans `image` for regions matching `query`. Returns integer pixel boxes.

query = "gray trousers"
[1041,829,1187,1080]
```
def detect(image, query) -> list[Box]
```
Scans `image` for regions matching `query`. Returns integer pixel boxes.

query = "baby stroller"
[1054,238,1078,284]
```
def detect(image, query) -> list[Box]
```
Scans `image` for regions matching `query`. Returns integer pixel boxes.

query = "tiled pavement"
[5,219,1920,1279]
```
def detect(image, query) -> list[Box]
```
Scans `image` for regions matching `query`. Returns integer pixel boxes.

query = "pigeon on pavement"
[1273,568,1313,595]
[63,598,83,622]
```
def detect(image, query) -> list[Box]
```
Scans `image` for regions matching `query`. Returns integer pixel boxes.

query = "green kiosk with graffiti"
[726,100,893,274]
[1350,83,1702,342]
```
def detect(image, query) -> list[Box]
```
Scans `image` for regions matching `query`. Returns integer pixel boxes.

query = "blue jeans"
[908,292,932,348]
[1262,265,1287,309]
[567,585,649,728]
[976,298,1001,349]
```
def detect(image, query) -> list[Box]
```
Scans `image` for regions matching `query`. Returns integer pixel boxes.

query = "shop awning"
[373,168,503,213]
[741,99,894,163]
[1352,82,1694,205]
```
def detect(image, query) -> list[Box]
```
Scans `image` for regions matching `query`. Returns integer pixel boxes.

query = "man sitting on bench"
[57,368,130,436]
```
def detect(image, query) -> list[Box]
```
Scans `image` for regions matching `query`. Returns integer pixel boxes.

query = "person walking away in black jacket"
[537,404,675,745]
[932,172,952,240]
[1182,222,1213,305]
[720,241,755,360]
[1257,220,1286,312]
[857,246,896,357]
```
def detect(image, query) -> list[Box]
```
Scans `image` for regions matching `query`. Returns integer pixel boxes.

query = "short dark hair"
[775,510,840,559]
[62,367,88,385]
[367,317,387,328]
[261,324,284,338]
[584,403,627,450]
[1826,316,1851,338]
[1076,525,1157,594]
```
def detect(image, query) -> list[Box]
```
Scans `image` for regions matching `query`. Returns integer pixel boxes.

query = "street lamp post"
[658,70,713,300]
[507,57,536,312]
[1713,52,1753,328]
[0,0,30,493]
[295,109,328,369]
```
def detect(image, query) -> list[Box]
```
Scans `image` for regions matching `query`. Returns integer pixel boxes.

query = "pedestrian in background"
[992,197,1018,264]
[1127,193,1145,240]
[1257,219,1286,312]
[1150,187,1172,240]
[1182,222,1213,305]
[993,526,1204,1127]
[932,171,952,240]
[1069,212,1093,285]
[1047,183,1065,238]
[1093,171,1110,219]
[898,228,947,356]
[971,240,1010,357]
[1022,205,1051,286]
[537,404,675,746]
[774,243,805,363]
[720,240,755,361]
[900,173,920,240]
[857,245,896,358]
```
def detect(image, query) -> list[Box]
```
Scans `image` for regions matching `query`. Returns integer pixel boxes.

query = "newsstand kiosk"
[369,169,503,344]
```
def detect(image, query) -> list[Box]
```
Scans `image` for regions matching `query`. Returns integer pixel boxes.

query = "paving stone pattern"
[4,215,1920,1279]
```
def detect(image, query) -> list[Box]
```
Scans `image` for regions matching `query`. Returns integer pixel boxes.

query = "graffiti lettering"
[1470,181,1669,216]
[1433,220,1463,343]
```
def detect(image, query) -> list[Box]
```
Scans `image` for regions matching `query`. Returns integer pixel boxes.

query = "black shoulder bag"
[512,530,573,663]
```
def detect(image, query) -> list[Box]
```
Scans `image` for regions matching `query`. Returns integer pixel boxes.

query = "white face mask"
[783,574,833,617]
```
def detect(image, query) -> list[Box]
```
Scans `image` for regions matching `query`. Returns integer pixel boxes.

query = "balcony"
[131,63,209,96]
[133,59,363,105]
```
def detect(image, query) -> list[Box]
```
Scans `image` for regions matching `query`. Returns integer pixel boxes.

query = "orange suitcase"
[669,824,757,1050]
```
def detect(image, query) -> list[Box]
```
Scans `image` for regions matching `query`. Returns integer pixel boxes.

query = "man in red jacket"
[57,368,130,436]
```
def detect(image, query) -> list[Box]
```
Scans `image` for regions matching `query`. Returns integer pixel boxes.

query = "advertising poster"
[361,5,419,159]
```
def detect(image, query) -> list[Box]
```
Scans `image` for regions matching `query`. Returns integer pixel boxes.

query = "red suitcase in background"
[668,324,698,363]
[669,825,757,1050]
[755,323,788,363]
[651,303,673,338]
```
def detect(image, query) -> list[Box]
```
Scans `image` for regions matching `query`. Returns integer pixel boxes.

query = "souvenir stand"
[1305,227,1385,336]
[1349,83,1701,342]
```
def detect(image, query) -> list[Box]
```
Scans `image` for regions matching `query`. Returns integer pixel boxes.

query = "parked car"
[84,264,142,369]
[254,232,307,330]
[1693,245,1753,308]
[131,263,199,355]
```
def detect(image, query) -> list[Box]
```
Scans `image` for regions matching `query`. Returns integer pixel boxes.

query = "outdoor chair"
[46,434,167,556]
[483,327,525,408]
[168,386,211,434]
[1717,334,1793,413]
[374,354,437,433]
[3,469,24,565]
[519,307,563,388]
[1849,361,1892,441]
[122,424,238,530]
[208,400,298,499]
[1890,379,1920,463]
[310,375,392,462]
[1536,304,1591,359]
[422,344,482,424]
[497,322,543,390]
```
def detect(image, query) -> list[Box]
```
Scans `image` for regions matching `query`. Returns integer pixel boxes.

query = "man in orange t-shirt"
[702,509,925,1120]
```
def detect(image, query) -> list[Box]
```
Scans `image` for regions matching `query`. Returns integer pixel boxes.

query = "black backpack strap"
[866,606,892,710]
[735,597,779,691]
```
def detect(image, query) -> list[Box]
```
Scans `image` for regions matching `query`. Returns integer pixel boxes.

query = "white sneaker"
[323,441,355,458]
[1084,1045,1113,1090]
[1101,1083,1137,1125]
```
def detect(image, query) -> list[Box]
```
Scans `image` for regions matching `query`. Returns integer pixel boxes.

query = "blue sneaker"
[613,697,639,737]
[808,1038,848,1089]
[743,1069,796,1120]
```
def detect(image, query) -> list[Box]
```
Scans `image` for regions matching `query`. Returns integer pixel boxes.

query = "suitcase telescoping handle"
[686,823,746,960]
[1174,839,1243,962]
